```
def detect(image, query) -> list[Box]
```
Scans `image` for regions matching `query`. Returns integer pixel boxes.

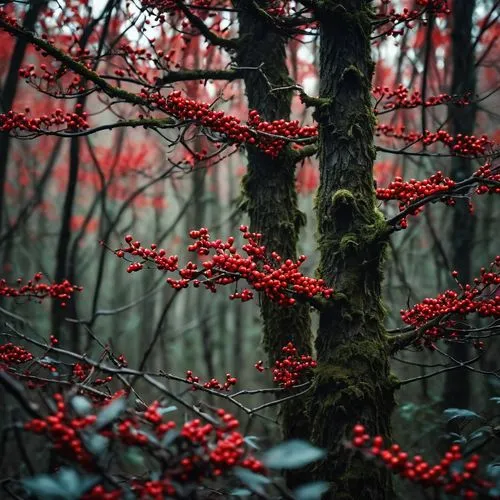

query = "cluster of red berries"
[271,342,317,388]
[180,408,265,476]
[113,42,179,83]
[72,362,90,381]
[118,235,179,273]
[185,370,238,391]
[254,360,265,372]
[115,226,333,307]
[265,1,296,17]
[0,342,34,365]
[474,163,500,195]
[0,7,18,27]
[143,405,265,478]
[376,170,456,226]
[84,478,176,500]
[229,288,254,302]
[375,1,450,38]
[0,272,83,307]
[142,401,177,435]
[18,58,89,95]
[376,124,494,156]
[115,418,149,446]
[24,392,265,490]
[401,258,500,345]
[116,354,128,367]
[247,109,318,157]
[82,485,124,500]
[24,393,96,468]
[416,0,450,11]
[138,90,317,158]
[130,480,177,500]
[373,85,469,113]
[0,104,89,134]
[378,164,500,227]
[72,362,113,386]
[142,0,214,18]
[351,424,489,498]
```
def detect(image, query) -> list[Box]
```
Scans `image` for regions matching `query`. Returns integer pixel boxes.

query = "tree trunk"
[442,0,476,410]
[51,124,81,346]
[310,2,395,498]
[0,1,47,237]
[236,1,313,458]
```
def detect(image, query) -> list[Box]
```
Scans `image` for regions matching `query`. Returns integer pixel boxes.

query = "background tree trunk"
[442,0,476,410]
[0,1,47,238]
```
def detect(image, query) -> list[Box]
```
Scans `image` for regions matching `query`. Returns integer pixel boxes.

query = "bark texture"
[442,0,476,410]
[235,0,313,474]
[310,2,395,498]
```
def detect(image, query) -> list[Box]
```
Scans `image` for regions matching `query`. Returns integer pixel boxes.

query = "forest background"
[0,0,498,499]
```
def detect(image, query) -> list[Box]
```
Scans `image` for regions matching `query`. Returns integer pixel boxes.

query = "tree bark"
[0,1,47,237]
[442,0,476,410]
[310,2,395,498]
[235,1,313,460]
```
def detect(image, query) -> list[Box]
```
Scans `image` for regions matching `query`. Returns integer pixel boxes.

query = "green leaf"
[231,488,252,497]
[233,467,271,495]
[447,432,467,445]
[261,440,326,470]
[443,408,483,423]
[83,433,109,456]
[399,402,417,421]
[71,396,92,416]
[123,446,145,467]
[244,436,261,450]
[57,469,83,496]
[293,482,330,500]
[23,476,67,499]
[39,356,61,365]
[95,397,127,430]
[22,468,99,500]
[487,463,500,478]
[158,405,177,415]
[161,429,180,448]
[469,427,491,441]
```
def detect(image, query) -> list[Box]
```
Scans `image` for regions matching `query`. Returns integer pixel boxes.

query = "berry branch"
[388,257,500,352]
[380,163,500,229]
[351,424,493,499]
[111,226,333,308]
[0,272,82,307]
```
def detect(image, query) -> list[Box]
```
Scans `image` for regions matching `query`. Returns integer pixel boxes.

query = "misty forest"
[0,0,499,499]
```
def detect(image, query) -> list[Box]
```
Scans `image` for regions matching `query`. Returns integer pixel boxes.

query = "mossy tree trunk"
[442,0,476,410]
[235,0,313,466]
[309,2,395,498]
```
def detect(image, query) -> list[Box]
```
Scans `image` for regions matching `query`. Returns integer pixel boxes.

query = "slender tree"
[235,1,313,460]
[442,0,476,410]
